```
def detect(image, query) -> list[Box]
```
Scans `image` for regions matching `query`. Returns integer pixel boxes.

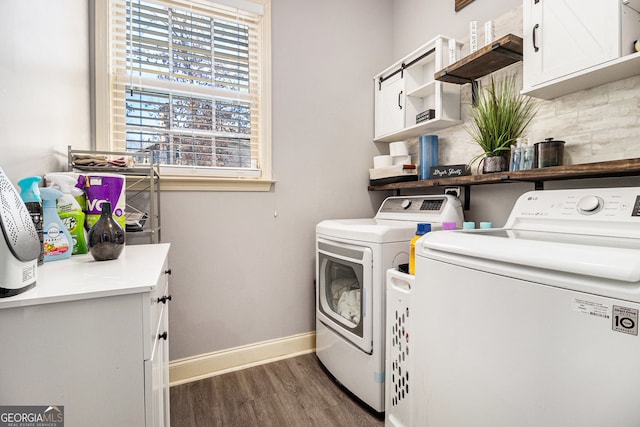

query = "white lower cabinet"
[0,244,171,427]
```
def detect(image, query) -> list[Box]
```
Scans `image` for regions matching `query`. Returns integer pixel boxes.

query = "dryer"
[412,187,640,427]
[315,194,463,413]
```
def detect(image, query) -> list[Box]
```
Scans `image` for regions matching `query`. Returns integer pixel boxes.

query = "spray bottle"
[40,187,73,262]
[45,174,88,255]
[17,176,44,265]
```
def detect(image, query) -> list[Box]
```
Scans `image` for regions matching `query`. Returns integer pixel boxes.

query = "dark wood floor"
[170,352,385,427]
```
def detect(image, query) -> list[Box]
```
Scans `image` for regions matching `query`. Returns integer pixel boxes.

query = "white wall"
[162,0,393,359]
[392,0,521,60]
[0,1,90,182]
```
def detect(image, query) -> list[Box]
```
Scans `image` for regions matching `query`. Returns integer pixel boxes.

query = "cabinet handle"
[164,268,172,275]
[532,24,539,52]
[157,295,172,304]
[158,331,168,340]
[398,91,403,110]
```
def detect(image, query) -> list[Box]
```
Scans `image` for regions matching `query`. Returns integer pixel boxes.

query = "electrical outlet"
[444,187,461,198]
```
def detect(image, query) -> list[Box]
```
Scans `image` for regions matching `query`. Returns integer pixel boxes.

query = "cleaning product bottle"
[40,187,73,262]
[409,223,431,275]
[46,174,88,255]
[17,176,44,265]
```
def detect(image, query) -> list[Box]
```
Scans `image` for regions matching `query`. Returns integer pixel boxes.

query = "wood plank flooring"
[170,353,385,427]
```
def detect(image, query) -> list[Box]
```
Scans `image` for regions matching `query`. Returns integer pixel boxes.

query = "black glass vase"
[88,202,125,261]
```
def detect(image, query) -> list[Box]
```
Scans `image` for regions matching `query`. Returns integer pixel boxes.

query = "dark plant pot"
[482,155,508,174]
[88,202,125,261]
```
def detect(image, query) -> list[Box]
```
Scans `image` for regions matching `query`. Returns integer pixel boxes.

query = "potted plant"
[467,75,538,173]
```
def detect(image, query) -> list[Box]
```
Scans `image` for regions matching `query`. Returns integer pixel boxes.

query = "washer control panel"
[576,195,604,215]
[506,188,640,236]
[633,196,640,217]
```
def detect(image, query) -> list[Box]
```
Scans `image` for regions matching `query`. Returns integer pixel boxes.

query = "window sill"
[158,174,276,191]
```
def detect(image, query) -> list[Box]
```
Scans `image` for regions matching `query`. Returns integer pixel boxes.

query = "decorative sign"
[430,164,469,178]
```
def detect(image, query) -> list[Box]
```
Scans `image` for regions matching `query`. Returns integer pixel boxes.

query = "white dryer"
[412,187,640,427]
[315,194,464,413]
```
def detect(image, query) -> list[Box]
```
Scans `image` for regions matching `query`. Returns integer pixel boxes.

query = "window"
[93,0,272,190]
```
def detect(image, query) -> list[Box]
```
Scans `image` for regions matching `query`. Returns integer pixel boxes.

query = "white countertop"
[0,243,171,310]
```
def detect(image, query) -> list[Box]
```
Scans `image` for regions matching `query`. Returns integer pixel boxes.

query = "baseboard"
[169,331,316,387]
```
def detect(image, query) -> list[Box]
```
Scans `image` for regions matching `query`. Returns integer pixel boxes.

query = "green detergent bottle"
[46,174,88,255]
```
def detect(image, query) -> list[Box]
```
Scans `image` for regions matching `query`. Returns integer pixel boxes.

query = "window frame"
[91,0,273,191]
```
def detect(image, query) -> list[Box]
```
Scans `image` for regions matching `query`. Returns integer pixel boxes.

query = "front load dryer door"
[317,238,373,354]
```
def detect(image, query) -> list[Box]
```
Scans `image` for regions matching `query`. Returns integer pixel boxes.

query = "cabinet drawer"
[144,257,171,361]
[145,299,170,427]
[150,273,169,340]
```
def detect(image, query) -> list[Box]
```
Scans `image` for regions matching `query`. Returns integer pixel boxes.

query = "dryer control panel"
[380,197,444,213]
[375,195,464,224]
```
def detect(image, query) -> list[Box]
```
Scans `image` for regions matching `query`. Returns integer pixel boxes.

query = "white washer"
[412,187,640,427]
[315,195,464,413]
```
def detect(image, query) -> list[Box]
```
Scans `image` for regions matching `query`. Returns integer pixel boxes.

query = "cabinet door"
[0,295,146,426]
[159,291,170,426]
[147,281,170,427]
[374,73,405,139]
[150,304,169,427]
[523,0,620,88]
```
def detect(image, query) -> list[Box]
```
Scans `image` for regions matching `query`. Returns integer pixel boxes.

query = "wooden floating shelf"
[435,34,524,84]
[368,158,640,192]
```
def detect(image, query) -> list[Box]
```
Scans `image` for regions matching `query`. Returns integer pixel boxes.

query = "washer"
[315,194,463,413]
[412,187,640,427]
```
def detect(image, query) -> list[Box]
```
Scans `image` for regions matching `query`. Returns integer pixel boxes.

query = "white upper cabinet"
[374,36,462,142]
[524,0,619,87]
[522,0,640,99]
[375,73,405,138]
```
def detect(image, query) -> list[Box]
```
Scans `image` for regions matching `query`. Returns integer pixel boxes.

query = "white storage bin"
[385,268,414,427]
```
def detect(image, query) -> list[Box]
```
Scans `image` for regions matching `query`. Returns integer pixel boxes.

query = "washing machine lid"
[316,218,440,243]
[420,187,640,283]
[420,228,640,283]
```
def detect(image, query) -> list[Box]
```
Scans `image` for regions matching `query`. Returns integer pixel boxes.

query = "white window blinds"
[106,0,265,176]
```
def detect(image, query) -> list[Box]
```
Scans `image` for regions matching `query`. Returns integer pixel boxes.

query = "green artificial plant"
[467,75,538,168]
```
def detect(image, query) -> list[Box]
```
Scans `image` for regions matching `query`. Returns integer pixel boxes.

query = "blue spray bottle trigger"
[17,176,44,265]
[17,176,42,202]
[40,187,63,205]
